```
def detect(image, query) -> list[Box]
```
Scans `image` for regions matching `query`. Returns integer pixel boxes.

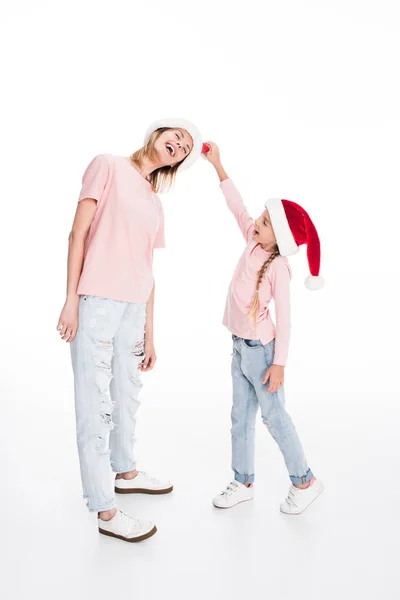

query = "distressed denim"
[70,296,146,512]
[231,335,313,485]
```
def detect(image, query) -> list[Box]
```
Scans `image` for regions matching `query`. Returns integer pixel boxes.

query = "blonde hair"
[248,247,280,323]
[130,128,186,193]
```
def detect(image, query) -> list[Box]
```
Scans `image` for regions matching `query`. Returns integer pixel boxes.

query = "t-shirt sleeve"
[153,201,165,249]
[78,154,110,203]
[268,258,292,366]
[220,179,254,242]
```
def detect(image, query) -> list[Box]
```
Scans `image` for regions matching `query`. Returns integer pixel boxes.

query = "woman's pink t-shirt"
[76,154,165,303]
[221,179,292,366]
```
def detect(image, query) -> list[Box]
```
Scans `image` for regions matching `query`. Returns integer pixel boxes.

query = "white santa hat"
[264,198,324,290]
[144,118,203,172]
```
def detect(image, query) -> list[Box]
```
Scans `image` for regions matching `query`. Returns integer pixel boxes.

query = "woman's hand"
[140,338,157,372]
[57,295,80,342]
[263,365,285,394]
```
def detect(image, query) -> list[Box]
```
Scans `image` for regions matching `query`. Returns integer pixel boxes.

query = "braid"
[248,249,280,324]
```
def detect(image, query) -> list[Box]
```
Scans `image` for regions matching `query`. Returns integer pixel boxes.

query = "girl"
[204,143,324,515]
[57,119,203,543]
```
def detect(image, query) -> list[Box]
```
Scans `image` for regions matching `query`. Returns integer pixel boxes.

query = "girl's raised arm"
[204,142,254,242]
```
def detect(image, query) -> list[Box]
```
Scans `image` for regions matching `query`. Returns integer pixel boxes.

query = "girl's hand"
[263,365,285,394]
[202,141,222,167]
[203,142,229,182]
[140,338,157,372]
[57,296,80,342]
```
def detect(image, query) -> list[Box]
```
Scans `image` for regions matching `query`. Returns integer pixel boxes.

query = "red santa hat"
[264,198,324,290]
[144,118,203,172]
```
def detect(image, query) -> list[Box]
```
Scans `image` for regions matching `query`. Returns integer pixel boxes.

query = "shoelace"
[220,481,240,496]
[118,510,143,532]
[285,488,299,508]
[138,471,161,484]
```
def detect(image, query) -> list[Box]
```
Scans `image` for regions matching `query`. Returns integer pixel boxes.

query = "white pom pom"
[305,275,325,291]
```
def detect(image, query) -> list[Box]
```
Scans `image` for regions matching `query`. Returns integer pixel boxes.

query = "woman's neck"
[129,156,162,179]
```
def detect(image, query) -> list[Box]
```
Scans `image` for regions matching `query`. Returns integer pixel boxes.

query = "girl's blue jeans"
[231,335,313,486]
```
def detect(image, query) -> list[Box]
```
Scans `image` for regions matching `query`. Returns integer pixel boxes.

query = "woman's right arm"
[57,199,97,342]
[203,142,254,241]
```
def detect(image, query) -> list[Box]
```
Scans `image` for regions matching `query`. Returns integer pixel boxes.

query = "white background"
[1,1,400,598]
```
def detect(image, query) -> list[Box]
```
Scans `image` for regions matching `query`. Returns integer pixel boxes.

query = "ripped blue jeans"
[70,296,146,512]
[231,336,313,486]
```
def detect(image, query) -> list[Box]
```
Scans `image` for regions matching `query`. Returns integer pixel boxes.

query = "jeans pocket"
[243,338,263,348]
[263,338,276,364]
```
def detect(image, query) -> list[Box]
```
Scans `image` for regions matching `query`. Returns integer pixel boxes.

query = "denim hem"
[290,468,314,485]
[87,499,117,513]
[234,471,255,484]
[111,463,137,474]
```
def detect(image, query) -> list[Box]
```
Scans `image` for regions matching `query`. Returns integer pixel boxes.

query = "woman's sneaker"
[98,510,157,542]
[115,471,173,495]
[280,479,324,515]
[213,481,254,509]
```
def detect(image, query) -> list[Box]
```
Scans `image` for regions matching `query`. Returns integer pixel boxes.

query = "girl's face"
[154,128,194,167]
[253,210,277,251]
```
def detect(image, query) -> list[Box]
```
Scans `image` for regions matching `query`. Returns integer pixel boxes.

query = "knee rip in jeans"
[262,415,292,432]
[94,340,115,436]
[97,396,115,452]
[101,412,113,427]
[128,368,143,387]
[99,392,115,429]
[131,337,145,358]
[96,433,110,453]
[95,340,113,368]
[95,341,113,385]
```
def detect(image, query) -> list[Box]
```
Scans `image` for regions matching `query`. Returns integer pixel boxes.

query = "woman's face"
[253,210,277,250]
[154,128,194,167]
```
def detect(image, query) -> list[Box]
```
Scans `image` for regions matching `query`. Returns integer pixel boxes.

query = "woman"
[57,119,203,543]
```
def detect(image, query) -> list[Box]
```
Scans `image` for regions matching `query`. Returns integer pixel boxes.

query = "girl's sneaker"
[98,510,157,542]
[213,481,254,509]
[115,471,173,494]
[280,479,324,515]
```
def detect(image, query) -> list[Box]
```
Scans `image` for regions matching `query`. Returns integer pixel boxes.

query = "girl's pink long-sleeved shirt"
[221,179,292,366]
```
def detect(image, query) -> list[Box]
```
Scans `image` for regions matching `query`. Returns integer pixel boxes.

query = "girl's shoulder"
[268,254,292,279]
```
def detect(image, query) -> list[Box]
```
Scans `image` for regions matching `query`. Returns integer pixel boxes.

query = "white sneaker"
[213,481,254,509]
[280,479,324,515]
[98,510,157,543]
[115,471,173,495]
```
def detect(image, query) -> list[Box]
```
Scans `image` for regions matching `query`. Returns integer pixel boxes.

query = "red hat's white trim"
[144,118,202,172]
[264,198,299,257]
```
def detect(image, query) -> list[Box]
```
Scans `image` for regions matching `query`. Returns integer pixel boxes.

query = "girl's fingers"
[268,381,281,394]
[262,370,271,385]
[69,330,77,342]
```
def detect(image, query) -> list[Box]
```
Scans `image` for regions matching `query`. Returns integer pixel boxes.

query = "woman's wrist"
[66,292,80,304]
